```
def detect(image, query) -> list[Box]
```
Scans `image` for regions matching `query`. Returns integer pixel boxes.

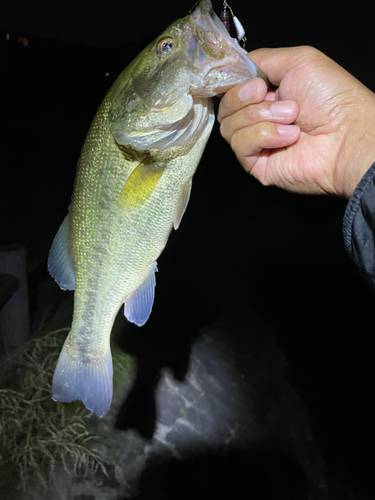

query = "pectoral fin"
[118,159,165,210]
[173,177,193,230]
[124,262,158,326]
[48,214,75,290]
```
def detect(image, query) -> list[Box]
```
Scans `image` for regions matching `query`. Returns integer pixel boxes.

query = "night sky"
[1,0,375,497]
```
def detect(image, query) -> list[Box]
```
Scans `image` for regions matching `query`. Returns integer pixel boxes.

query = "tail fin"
[52,335,113,418]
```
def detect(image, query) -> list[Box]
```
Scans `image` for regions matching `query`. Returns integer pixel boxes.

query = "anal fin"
[124,262,158,326]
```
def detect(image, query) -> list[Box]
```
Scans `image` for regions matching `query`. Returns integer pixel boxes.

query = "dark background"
[1,0,374,498]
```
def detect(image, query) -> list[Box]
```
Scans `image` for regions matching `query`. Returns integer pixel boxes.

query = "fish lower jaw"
[189,55,253,97]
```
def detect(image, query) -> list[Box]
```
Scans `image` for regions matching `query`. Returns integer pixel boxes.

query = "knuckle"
[230,122,274,156]
[259,176,272,187]
[241,155,257,175]
[231,130,246,155]
[219,118,230,142]
[224,87,238,110]
[298,45,323,62]
[256,122,274,141]
[230,130,241,152]
[244,105,256,121]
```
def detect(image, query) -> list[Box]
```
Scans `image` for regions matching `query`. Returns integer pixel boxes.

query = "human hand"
[218,46,375,198]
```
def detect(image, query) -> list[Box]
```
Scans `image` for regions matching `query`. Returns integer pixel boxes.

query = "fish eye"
[156,38,174,57]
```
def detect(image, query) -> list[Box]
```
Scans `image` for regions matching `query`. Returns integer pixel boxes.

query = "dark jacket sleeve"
[343,162,375,287]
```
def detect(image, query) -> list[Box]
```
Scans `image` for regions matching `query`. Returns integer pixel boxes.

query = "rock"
[0,245,29,355]
[139,322,329,499]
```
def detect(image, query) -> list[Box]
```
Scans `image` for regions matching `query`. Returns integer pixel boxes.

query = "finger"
[231,122,300,159]
[265,89,276,101]
[217,77,268,123]
[248,46,322,87]
[220,100,298,144]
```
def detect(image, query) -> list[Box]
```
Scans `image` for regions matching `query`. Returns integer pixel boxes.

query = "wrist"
[337,144,375,199]
[334,91,375,199]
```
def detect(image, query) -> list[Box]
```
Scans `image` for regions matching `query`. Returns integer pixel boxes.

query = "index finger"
[248,46,320,87]
[217,77,268,124]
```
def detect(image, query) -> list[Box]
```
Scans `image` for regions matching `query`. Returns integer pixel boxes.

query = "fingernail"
[271,101,295,118]
[277,124,299,136]
[238,82,254,102]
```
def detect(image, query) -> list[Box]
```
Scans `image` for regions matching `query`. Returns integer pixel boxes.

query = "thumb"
[249,46,315,87]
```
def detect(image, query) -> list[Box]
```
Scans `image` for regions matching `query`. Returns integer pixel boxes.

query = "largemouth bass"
[48,0,268,417]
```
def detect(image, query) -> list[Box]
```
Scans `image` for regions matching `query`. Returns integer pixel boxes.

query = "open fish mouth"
[109,0,269,153]
[188,0,269,96]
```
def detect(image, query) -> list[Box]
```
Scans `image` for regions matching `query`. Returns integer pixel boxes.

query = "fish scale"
[48,0,268,416]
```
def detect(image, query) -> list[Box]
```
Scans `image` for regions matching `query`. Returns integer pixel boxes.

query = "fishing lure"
[220,1,246,48]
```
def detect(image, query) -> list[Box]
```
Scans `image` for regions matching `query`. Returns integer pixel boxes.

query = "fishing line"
[220,1,247,48]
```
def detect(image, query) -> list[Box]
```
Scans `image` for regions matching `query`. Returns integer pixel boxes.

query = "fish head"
[109,0,268,153]
[187,0,269,96]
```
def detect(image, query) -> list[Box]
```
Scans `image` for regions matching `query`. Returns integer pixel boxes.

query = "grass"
[0,325,134,495]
